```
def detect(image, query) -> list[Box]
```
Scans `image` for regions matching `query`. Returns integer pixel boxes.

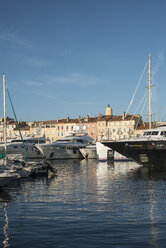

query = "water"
[1,159,166,248]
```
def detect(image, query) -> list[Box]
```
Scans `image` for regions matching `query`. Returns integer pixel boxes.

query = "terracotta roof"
[97,114,141,122]
[13,126,30,131]
[136,122,158,130]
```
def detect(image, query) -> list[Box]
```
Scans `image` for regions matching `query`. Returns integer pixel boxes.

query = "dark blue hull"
[102,140,166,171]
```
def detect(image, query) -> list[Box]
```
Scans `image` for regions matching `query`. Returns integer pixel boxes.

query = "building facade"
[2,105,162,143]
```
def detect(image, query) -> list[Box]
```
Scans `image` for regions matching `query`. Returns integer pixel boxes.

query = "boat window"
[11,140,22,143]
[151,131,159,135]
[161,131,166,136]
[143,132,152,136]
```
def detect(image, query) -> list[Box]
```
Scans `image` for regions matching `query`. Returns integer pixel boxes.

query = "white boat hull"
[36,145,83,159]
[6,144,45,159]
[79,146,97,159]
[96,142,114,161]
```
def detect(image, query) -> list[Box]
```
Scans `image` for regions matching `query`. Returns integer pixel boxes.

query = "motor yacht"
[0,137,47,159]
[102,125,166,170]
[36,133,94,159]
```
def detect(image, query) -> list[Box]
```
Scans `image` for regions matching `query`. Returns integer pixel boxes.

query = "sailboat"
[0,74,56,180]
[0,74,20,187]
[102,54,166,171]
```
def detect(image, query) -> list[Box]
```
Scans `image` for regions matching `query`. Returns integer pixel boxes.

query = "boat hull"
[0,176,11,187]
[114,151,131,162]
[6,144,45,159]
[96,142,114,161]
[0,172,19,187]
[79,146,97,159]
[102,140,166,170]
[36,145,83,160]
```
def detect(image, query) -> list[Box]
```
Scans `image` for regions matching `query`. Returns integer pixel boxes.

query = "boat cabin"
[143,126,166,138]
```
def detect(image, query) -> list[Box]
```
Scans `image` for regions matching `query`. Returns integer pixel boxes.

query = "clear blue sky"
[0,0,166,122]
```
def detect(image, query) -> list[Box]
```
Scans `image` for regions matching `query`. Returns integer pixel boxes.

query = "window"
[152,131,159,135]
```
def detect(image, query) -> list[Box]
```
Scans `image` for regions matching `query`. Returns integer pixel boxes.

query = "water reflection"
[148,180,159,248]
[0,159,166,247]
[0,191,12,248]
[2,203,9,248]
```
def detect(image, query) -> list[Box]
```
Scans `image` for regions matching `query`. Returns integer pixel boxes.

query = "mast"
[3,74,7,153]
[148,54,152,129]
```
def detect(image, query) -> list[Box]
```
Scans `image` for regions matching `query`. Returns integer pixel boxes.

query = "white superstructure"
[0,137,47,159]
[36,133,94,159]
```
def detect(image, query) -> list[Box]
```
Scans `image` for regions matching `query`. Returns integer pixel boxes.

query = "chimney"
[122,112,126,120]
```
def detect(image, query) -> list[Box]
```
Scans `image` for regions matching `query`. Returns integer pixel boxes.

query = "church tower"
[106,104,112,116]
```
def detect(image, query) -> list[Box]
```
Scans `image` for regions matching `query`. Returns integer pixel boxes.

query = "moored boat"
[0,137,47,159]
[102,126,166,170]
[36,133,94,159]
[102,54,166,170]
[0,171,20,187]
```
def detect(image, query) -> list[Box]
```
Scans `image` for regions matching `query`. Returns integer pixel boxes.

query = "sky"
[0,0,166,122]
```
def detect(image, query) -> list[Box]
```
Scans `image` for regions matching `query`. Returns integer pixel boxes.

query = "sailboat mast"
[3,74,7,152]
[148,54,152,129]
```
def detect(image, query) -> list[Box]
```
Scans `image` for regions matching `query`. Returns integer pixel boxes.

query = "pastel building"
[2,105,162,143]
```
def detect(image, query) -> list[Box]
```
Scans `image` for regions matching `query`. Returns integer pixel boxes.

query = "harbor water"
[1,159,166,247]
